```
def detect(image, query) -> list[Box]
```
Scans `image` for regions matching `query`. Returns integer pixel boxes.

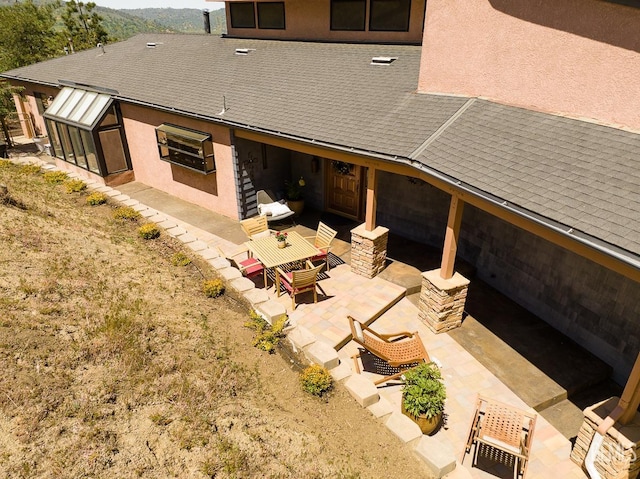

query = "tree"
[0,1,62,72]
[62,1,109,52]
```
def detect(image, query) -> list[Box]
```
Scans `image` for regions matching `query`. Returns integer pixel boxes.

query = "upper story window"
[230,2,256,28]
[331,0,411,32]
[230,2,286,30]
[257,2,285,29]
[369,0,411,31]
[331,0,366,31]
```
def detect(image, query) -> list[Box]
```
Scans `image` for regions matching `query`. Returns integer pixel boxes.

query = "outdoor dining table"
[244,230,321,287]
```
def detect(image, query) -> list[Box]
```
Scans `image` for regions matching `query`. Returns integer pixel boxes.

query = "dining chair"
[276,260,324,309]
[240,215,276,240]
[218,247,265,280]
[304,221,338,270]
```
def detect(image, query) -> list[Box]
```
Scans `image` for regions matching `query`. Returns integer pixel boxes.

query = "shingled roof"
[3,33,639,265]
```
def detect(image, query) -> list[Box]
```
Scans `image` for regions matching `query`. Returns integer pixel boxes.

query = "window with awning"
[156,124,215,174]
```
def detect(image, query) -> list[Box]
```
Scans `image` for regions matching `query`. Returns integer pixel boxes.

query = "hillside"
[95,6,176,40]
[0,158,431,479]
[0,1,226,42]
[124,7,226,34]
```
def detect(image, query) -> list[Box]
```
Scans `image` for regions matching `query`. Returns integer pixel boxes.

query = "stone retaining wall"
[571,397,640,479]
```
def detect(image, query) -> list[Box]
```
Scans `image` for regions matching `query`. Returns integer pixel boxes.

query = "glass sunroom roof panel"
[44,87,74,117]
[58,89,87,119]
[44,87,113,129]
[68,91,98,123]
[78,95,110,126]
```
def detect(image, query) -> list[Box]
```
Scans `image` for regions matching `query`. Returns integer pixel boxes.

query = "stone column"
[571,397,640,479]
[418,269,469,334]
[350,224,389,279]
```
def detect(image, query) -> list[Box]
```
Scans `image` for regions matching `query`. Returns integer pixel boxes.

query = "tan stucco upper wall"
[225,0,425,44]
[120,104,240,220]
[418,0,640,130]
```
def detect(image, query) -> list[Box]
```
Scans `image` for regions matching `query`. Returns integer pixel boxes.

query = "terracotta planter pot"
[401,402,442,435]
[287,199,304,217]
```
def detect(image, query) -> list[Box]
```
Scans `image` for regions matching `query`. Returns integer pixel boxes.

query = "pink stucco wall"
[11,83,59,138]
[121,104,240,220]
[224,0,425,44]
[418,0,640,130]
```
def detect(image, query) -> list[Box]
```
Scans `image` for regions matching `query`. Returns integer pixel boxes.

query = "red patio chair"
[218,247,265,280]
[276,260,324,309]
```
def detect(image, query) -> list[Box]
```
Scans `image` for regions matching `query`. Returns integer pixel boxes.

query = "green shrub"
[300,364,333,397]
[19,164,41,175]
[138,223,160,240]
[244,310,286,353]
[86,192,108,206]
[0,159,11,168]
[43,171,68,184]
[63,179,86,193]
[203,279,225,298]
[113,206,141,221]
[402,362,446,419]
[171,252,192,266]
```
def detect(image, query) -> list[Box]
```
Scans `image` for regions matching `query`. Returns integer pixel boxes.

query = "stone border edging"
[6,155,457,478]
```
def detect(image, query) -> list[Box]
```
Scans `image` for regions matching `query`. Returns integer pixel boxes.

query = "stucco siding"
[419,0,640,130]
[121,104,239,219]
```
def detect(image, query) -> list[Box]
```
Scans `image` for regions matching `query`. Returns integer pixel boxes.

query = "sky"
[93,0,225,10]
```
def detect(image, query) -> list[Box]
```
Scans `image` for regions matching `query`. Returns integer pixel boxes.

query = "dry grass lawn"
[0,159,433,478]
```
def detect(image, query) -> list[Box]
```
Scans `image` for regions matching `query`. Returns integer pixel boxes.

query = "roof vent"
[235,48,255,55]
[371,56,397,66]
[146,42,157,48]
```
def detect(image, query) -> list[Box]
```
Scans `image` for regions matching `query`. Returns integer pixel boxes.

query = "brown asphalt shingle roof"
[3,33,640,263]
[418,100,640,257]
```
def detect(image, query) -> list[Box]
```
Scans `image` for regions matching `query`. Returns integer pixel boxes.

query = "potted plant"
[275,231,288,248]
[285,177,305,216]
[401,362,446,435]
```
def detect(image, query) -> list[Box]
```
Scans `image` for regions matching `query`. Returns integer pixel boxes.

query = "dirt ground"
[0,160,434,478]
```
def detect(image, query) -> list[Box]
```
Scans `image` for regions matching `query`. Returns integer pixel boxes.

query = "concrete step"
[446,279,612,414]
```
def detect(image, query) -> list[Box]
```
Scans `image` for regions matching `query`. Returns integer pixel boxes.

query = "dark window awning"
[44,87,113,130]
[156,123,211,143]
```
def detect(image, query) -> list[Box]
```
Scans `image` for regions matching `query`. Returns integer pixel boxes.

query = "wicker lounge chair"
[256,189,295,223]
[304,222,338,270]
[240,215,276,240]
[276,260,324,309]
[348,316,431,385]
[462,395,537,479]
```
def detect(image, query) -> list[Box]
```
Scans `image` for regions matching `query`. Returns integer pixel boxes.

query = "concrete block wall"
[375,171,639,383]
[376,171,449,247]
[458,205,640,384]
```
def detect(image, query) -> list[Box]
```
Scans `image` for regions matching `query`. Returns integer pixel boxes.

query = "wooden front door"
[325,160,363,220]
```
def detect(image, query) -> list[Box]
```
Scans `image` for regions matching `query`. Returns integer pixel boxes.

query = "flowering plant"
[275,231,288,242]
